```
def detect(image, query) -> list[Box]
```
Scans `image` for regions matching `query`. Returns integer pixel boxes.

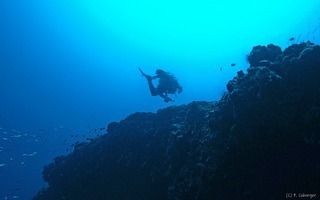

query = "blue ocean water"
[0,0,320,199]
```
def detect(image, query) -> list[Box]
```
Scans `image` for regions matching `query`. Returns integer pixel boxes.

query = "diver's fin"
[138,67,146,76]
[139,67,152,81]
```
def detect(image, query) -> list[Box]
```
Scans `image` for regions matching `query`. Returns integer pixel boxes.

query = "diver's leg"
[145,76,157,96]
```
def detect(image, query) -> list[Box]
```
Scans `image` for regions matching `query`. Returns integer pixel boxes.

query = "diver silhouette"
[139,68,183,102]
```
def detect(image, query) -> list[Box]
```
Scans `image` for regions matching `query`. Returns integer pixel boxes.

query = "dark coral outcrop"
[33,42,320,200]
[247,44,282,67]
[209,41,320,199]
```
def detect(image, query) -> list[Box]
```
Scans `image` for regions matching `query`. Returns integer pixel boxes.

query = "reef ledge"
[33,42,320,200]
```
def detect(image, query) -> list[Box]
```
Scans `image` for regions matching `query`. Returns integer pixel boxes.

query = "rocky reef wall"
[33,42,320,200]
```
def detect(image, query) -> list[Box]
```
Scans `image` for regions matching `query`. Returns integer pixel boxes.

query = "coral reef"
[210,41,320,199]
[33,42,320,200]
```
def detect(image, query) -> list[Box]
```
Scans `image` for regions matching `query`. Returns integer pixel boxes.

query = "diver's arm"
[158,93,166,99]
[159,93,173,102]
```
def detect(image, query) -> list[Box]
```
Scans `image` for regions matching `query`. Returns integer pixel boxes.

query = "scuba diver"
[139,68,183,102]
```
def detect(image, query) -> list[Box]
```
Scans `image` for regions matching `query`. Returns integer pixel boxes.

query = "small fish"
[220,67,222,71]
[0,163,6,167]
[0,127,3,130]
[289,37,294,41]
[13,135,22,138]
[22,154,28,156]
[231,63,236,67]
[13,196,20,199]
[28,152,37,156]
[3,138,8,141]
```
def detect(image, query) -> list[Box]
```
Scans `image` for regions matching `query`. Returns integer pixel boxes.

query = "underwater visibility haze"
[1,0,320,199]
